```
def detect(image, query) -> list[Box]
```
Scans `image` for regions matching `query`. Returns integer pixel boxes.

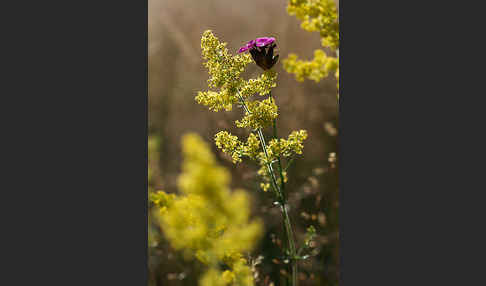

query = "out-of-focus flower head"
[284,0,339,96]
[151,133,262,285]
[238,37,279,70]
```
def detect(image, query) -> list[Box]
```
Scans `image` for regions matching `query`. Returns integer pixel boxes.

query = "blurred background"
[148,0,339,285]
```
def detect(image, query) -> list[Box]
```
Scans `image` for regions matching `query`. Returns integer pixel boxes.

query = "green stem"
[269,92,294,285]
[270,92,286,195]
[237,91,298,286]
[284,157,295,173]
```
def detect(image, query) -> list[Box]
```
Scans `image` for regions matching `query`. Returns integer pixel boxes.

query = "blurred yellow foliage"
[287,0,339,50]
[151,133,262,286]
[284,0,339,94]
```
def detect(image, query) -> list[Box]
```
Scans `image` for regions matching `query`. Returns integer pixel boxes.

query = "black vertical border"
[339,0,475,285]
[2,0,149,284]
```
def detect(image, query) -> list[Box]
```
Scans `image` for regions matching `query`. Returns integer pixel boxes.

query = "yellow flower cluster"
[235,98,278,129]
[287,0,339,50]
[215,132,262,164]
[239,70,277,98]
[284,0,339,93]
[243,133,261,160]
[200,258,255,286]
[200,30,252,90]
[151,133,262,286]
[149,191,175,214]
[257,130,307,191]
[214,131,243,163]
[196,31,278,112]
[215,130,308,191]
[268,130,308,158]
[283,50,338,83]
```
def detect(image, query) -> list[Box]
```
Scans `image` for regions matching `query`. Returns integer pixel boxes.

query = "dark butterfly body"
[249,43,279,70]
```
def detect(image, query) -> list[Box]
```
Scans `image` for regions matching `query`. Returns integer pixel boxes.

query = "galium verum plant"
[196,30,310,286]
